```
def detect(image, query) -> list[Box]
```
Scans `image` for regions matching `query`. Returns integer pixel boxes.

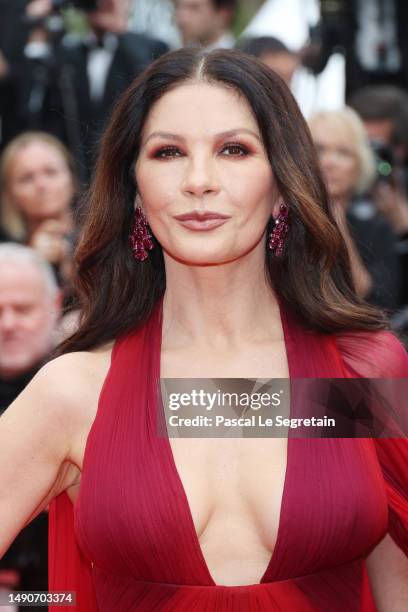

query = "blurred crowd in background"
[1,0,408,606]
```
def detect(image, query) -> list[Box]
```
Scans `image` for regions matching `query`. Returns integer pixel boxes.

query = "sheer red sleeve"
[48,491,98,611]
[337,330,408,556]
[336,330,408,379]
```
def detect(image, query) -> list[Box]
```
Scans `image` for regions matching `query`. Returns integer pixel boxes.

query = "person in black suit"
[21,0,169,182]
[0,0,31,151]
[306,0,408,97]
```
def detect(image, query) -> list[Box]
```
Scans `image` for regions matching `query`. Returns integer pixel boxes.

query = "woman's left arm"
[366,533,408,612]
[338,330,408,610]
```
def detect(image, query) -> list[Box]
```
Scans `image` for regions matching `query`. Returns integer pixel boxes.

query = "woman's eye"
[45,167,58,176]
[337,148,354,159]
[153,146,183,159]
[17,174,33,185]
[221,143,249,157]
[152,143,249,159]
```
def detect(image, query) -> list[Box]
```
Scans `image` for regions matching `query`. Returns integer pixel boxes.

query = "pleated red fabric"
[48,297,408,611]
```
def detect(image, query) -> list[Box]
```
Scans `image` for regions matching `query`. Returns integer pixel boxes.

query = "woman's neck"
[162,244,282,351]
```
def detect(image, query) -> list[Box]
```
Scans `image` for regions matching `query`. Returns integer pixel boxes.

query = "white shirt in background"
[355,0,401,72]
[86,33,118,103]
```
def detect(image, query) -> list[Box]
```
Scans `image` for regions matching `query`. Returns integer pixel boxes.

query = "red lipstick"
[173,211,231,231]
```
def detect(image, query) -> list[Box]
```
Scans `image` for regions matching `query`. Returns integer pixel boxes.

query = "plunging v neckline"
[155,297,294,587]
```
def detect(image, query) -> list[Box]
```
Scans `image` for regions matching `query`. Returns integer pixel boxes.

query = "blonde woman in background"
[309,108,402,310]
[0,132,76,288]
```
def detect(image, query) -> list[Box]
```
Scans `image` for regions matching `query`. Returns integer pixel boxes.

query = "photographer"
[305,0,408,95]
[21,0,169,182]
[349,86,408,289]
[0,1,31,151]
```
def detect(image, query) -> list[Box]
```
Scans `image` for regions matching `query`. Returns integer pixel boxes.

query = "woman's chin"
[163,248,240,267]
[27,206,65,220]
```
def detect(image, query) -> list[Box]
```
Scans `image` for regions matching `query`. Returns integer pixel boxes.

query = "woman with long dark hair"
[1,48,407,611]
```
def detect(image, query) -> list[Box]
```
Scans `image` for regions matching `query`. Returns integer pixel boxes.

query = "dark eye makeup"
[151,142,251,160]
[153,145,182,159]
[222,143,250,156]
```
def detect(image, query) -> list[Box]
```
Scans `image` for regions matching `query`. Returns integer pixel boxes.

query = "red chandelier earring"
[129,206,154,261]
[268,203,289,257]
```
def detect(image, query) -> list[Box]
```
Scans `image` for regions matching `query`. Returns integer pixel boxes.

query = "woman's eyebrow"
[142,128,262,145]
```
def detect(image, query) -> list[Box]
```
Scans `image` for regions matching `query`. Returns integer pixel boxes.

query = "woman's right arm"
[0,354,86,559]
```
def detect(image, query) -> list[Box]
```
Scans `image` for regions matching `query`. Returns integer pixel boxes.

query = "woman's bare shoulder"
[47,340,115,371]
[36,341,115,408]
[0,341,116,541]
[10,341,116,438]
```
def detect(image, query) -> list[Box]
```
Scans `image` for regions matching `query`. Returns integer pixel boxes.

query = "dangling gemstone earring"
[129,206,154,261]
[268,203,289,257]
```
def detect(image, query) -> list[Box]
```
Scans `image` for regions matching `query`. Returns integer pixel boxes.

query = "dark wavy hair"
[58,48,388,355]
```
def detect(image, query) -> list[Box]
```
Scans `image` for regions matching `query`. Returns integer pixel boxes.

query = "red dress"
[48,298,408,611]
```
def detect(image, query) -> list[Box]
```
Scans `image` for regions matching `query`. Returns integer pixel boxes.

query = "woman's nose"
[34,173,50,192]
[181,155,220,198]
[320,151,339,171]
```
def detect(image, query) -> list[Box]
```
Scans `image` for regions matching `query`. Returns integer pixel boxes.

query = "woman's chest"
[160,339,289,379]
[76,383,389,584]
